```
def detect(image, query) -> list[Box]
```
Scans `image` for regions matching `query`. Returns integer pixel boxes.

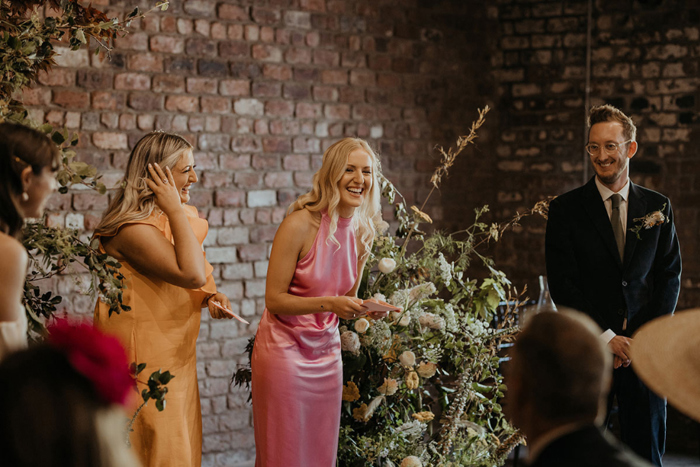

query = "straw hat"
[630,308,700,423]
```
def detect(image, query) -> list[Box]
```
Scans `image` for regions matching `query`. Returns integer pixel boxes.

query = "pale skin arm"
[102,163,206,289]
[0,238,28,322]
[265,210,365,319]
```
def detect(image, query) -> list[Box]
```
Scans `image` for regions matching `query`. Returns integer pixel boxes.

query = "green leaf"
[51,131,65,145]
[159,371,174,384]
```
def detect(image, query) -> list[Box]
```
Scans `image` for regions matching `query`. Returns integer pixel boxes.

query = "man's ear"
[627,141,638,160]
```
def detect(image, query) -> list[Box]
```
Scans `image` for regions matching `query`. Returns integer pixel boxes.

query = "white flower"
[416,361,437,378]
[419,312,445,331]
[408,282,436,302]
[375,219,390,235]
[389,289,409,308]
[644,210,665,228]
[340,331,361,355]
[377,377,398,396]
[400,456,422,467]
[399,350,416,367]
[437,253,452,284]
[373,293,387,302]
[378,258,397,274]
[399,314,411,326]
[354,318,370,334]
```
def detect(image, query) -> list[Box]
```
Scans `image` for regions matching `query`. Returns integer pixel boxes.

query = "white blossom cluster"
[437,253,452,285]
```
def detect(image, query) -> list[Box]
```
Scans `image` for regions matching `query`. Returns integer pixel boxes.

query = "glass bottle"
[536,275,558,313]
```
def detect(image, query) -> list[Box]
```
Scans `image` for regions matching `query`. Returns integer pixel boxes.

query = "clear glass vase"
[536,275,558,313]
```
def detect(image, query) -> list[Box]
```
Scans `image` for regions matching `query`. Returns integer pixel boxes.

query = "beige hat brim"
[630,308,700,423]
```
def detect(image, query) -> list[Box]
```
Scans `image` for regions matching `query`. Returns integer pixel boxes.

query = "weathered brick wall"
[26,1,496,465]
[490,0,700,312]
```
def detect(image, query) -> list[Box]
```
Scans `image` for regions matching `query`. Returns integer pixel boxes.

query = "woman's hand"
[363,298,390,320]
[144,163,182,216]
[330,296,365,320]
[207,292,233,319]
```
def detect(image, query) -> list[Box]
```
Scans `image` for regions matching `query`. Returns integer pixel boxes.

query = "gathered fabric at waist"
[256,308,339,355]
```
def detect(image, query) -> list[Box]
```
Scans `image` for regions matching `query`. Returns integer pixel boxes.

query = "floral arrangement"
[629,203,666,240]
[234,107,549,466]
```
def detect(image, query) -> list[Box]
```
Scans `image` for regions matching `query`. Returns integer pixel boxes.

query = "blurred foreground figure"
[0,320,139,467]
[505,311,651,467]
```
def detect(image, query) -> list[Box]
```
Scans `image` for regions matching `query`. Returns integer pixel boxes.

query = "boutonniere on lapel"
[629,203,666,240]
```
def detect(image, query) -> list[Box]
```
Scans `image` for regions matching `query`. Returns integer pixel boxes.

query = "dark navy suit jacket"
[545,177,681,335]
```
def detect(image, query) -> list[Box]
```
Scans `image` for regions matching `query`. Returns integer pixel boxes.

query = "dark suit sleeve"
[545,197,607,330]
[649,199,681,318]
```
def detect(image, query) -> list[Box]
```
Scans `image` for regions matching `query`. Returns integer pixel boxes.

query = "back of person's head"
[588,104,637,142]
[0,122,60,237]
[0,320,138,467]
[94,131,193,237]
[510,310,611,426]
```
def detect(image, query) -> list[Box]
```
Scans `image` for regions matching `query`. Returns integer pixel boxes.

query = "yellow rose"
[405,371,420,390]
[342,381,360,402]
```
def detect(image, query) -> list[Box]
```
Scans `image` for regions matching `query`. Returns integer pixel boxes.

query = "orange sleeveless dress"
[94,205,216,467]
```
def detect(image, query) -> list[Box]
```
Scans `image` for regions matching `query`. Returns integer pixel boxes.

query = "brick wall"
[490,0,700,312]
[26,1,496,465]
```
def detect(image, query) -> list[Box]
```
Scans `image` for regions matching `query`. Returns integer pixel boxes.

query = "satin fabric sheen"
[252,212,357,467]
[94,205,216,467]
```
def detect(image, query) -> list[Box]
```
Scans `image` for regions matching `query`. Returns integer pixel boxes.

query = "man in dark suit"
[545,104,682,466]
[505,310,652,467]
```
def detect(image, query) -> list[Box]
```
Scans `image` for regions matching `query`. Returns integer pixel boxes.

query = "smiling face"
[588,121,637,193]
[337,148,373,218]
[170,149,198,204]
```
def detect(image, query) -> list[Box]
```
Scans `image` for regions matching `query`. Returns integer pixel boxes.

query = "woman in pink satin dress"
[252,138,383,466]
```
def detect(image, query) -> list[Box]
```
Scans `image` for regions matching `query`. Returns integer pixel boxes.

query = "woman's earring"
[21,192,29,202]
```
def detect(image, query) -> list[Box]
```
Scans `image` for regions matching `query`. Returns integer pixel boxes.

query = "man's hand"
[609,335,632,368]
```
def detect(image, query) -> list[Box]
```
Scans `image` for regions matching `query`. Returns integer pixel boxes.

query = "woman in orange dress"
[93,132,232,467]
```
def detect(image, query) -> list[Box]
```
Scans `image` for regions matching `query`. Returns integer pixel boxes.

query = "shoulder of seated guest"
[0,235,28,272]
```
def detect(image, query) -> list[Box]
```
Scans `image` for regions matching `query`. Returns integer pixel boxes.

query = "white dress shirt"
[595,177,630,344]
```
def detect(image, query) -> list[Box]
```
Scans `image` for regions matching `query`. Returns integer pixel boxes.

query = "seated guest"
[632,308,700,424]
[0,319,139,466]
[505,310,651,467]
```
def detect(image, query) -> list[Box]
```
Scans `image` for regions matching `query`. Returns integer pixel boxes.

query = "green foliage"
[126,363,175,445]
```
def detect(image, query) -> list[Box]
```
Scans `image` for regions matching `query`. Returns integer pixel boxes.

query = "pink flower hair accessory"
[47,320,133,407]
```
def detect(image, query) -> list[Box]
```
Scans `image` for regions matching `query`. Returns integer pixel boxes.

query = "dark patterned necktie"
[611,193,624,261]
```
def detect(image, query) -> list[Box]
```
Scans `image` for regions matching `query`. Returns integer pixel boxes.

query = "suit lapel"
[623,182,646,271]
[582,177,623,268]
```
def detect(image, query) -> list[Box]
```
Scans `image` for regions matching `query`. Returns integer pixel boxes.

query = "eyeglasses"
[585,140,632,156]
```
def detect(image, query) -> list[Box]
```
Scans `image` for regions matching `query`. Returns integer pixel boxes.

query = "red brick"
[127,53,163,72]
[324,104,350,120]
[234,172,263,188]
[296,102,322,118]
[186,38,217,56]
[153,75,185,93]
[350,69,376,87]
[211,22,227,40]
[300,0,325,11]
[245,24,260,41]
[219,41,249,59]
[228,24,244,40]
[342,52,366,68]
[72,193,109,211]
[218,4,248,21]
[232,136,262,152]
[251,7,280,25]
[293,137,320,153]
[150,36,185,54]
[283,154,310,170]
[201,96,231,114]
[262,136,292,153]
[260,26,275,42]
[377,73,401,88]
[293,171,314,187]
[255,119,269,134]
[293,68,319,82]
[114,72,151,91]
[313,85,339,101]
[284,47,312,64]
[194,19,210,37]
[283,83,311,100]
[262,64,293,80]
[53,90,89,109]
[252,44,282,62]
[115,32,149,50]
[321,69,347,84]
[37,69,75,87]
[339,87,365,103]
[269,120,300,135]
[238,244,268,261]
[264,172,293,188]
[19,87,51,106]
[90,92,119,110]
[160,16,177,33]
[166,95,200,113]
[220,79,250,96]
[140,15,160,33]
[313,49,339,67]
[128,93,162,111]
[184,0,216,17]
[215,190,246,207]
[353,104,375,120]
[265,100,295,117]
[253,82,282,97]
[306,31,320,47]
[187,77,219,94]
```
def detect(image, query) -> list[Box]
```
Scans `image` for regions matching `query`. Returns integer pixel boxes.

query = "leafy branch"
[126,363,174,447]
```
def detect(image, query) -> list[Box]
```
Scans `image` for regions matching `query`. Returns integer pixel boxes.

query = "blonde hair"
[93,132,192,237]
[288,137,381,258]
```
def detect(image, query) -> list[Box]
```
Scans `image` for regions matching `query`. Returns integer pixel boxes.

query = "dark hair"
[0,122,60,237]
[588,104,637,142]
[511,311,611,423]
[0,345,108,466]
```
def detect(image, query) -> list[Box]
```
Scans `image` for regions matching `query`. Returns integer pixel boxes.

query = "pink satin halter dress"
[251,211,357,467]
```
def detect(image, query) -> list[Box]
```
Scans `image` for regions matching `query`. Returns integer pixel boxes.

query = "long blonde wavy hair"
[93,132,193,237]
[288,137,381,258]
